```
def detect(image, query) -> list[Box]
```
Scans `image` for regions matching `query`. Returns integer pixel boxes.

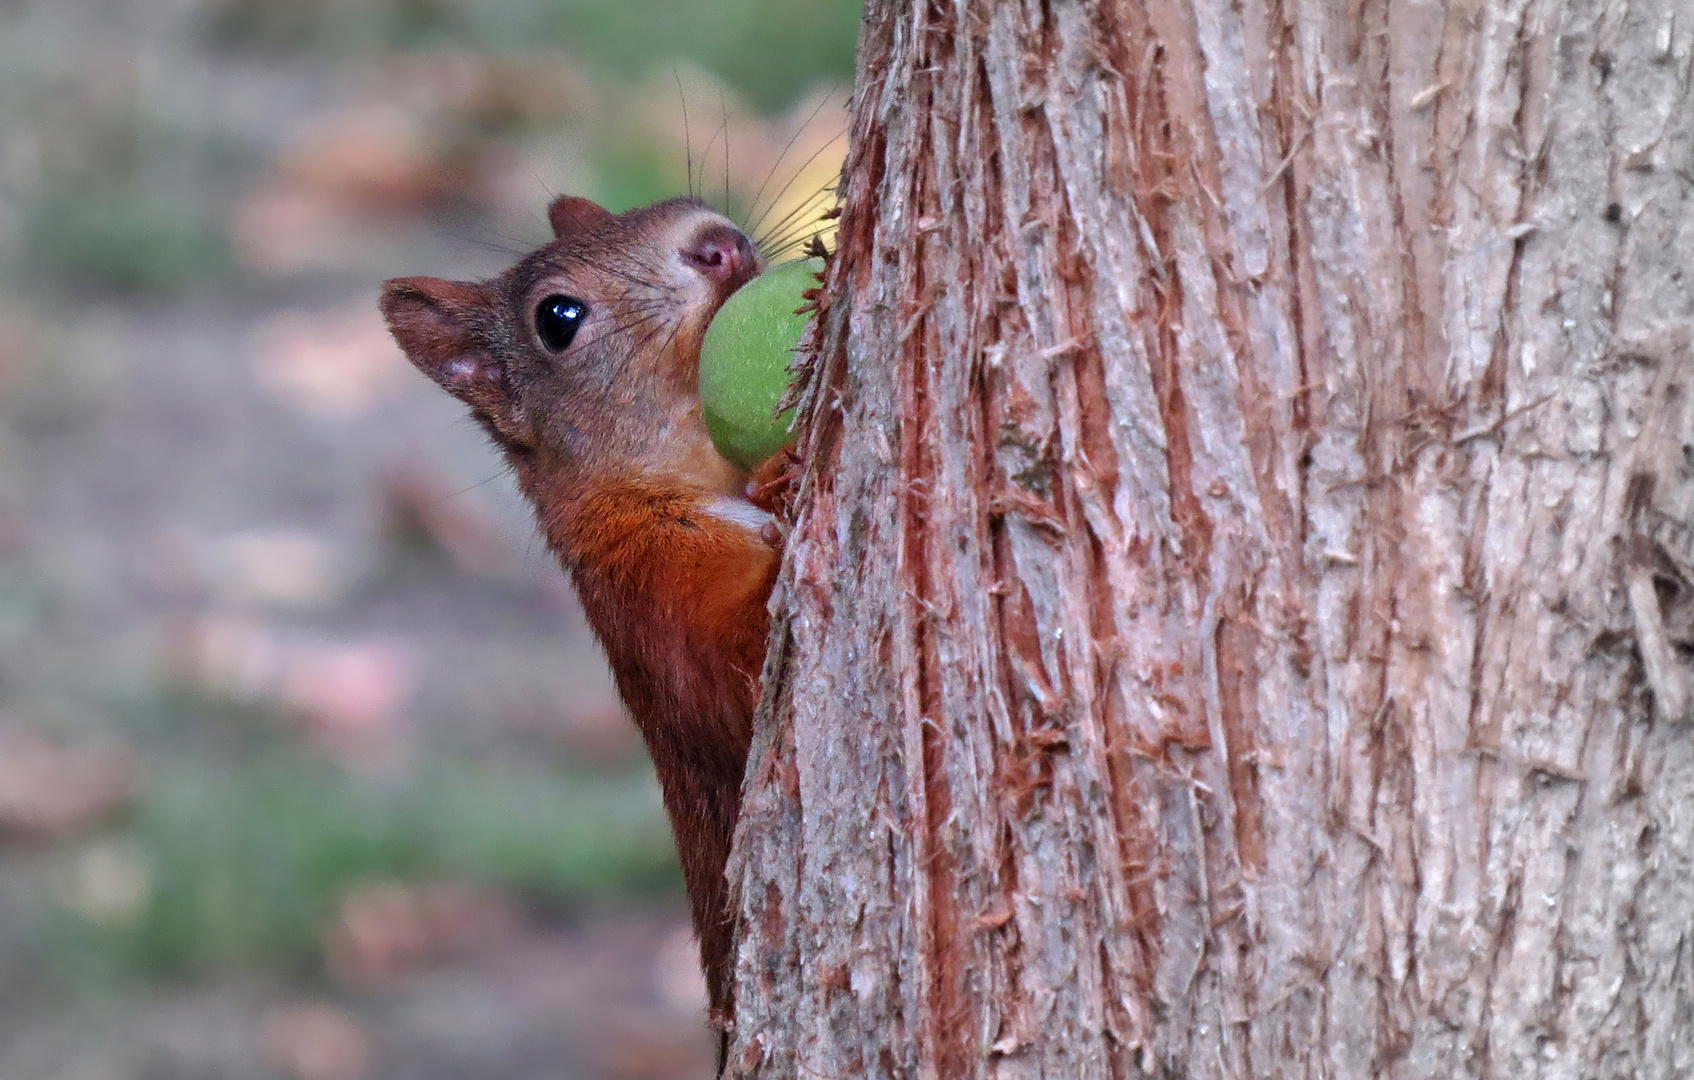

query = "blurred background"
[0,0,853,1076]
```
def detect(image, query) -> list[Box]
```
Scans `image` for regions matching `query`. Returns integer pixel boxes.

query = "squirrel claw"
[745,447,802,522]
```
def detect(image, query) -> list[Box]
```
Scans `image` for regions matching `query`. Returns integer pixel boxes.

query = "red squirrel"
[380,195,785,1038]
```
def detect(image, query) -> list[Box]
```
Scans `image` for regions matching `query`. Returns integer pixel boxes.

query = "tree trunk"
[726,0,1694,1076]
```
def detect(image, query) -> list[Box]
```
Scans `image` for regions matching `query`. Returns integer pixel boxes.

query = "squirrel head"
[381,195,762,495]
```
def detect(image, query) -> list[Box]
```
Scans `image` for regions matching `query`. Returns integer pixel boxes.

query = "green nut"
[699,257,822,470]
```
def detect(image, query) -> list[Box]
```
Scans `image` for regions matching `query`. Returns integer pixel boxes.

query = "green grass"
[198,0,863,112]
[21,183,230,297]
[6,85,234,297]
[592,137,695,215]
[47,752,677,987]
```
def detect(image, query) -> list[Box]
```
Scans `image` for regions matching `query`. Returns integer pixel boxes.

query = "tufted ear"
[381,277,524,444]
[548,194,616,237]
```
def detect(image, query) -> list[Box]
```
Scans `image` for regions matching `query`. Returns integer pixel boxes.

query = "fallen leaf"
[263,1003,372,1080]
[276,104,457,208]
[58,839,151,926]
[0,727,137,842]
[600,1014,717,1080]
[379,464,513,577]
[169,613,285,705]
[230,185,373,277]
[652,925,708,1015]
[326,879,520,986]
[0,297,44,396]
[252,306,410,420]
[213,528,348,608]
[279,641,416,768]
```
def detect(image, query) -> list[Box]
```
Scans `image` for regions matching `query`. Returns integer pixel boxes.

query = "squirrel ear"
[380,276,513,421]
[548,195,615,237]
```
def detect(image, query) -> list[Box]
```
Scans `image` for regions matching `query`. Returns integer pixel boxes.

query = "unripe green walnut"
[699,258,822,470]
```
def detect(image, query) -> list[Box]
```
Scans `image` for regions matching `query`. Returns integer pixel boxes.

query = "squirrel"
[380,194,790,1050]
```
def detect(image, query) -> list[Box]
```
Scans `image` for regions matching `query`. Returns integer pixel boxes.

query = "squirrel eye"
[535,294,587,352]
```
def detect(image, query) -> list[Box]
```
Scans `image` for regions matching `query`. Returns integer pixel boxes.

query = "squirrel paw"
[745,448,802,523]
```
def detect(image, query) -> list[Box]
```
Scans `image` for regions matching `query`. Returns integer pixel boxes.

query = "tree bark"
[726,0,1694,1076]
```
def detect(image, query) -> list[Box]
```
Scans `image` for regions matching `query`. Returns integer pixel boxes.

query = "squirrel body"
[381,195,779,1029]
[548,475,775,1020]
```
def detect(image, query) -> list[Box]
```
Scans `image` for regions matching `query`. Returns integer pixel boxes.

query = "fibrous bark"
[727,0,1694,1076]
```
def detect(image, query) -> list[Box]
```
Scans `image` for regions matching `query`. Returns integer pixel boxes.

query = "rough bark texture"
[726,0,1694,1077]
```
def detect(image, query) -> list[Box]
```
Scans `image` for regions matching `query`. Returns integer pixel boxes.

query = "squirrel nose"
[683,224,758,288]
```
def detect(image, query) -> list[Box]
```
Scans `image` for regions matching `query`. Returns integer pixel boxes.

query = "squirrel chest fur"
[380,194,781,1032]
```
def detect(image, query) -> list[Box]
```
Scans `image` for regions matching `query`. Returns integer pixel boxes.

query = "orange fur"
[536,475,776,1019]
